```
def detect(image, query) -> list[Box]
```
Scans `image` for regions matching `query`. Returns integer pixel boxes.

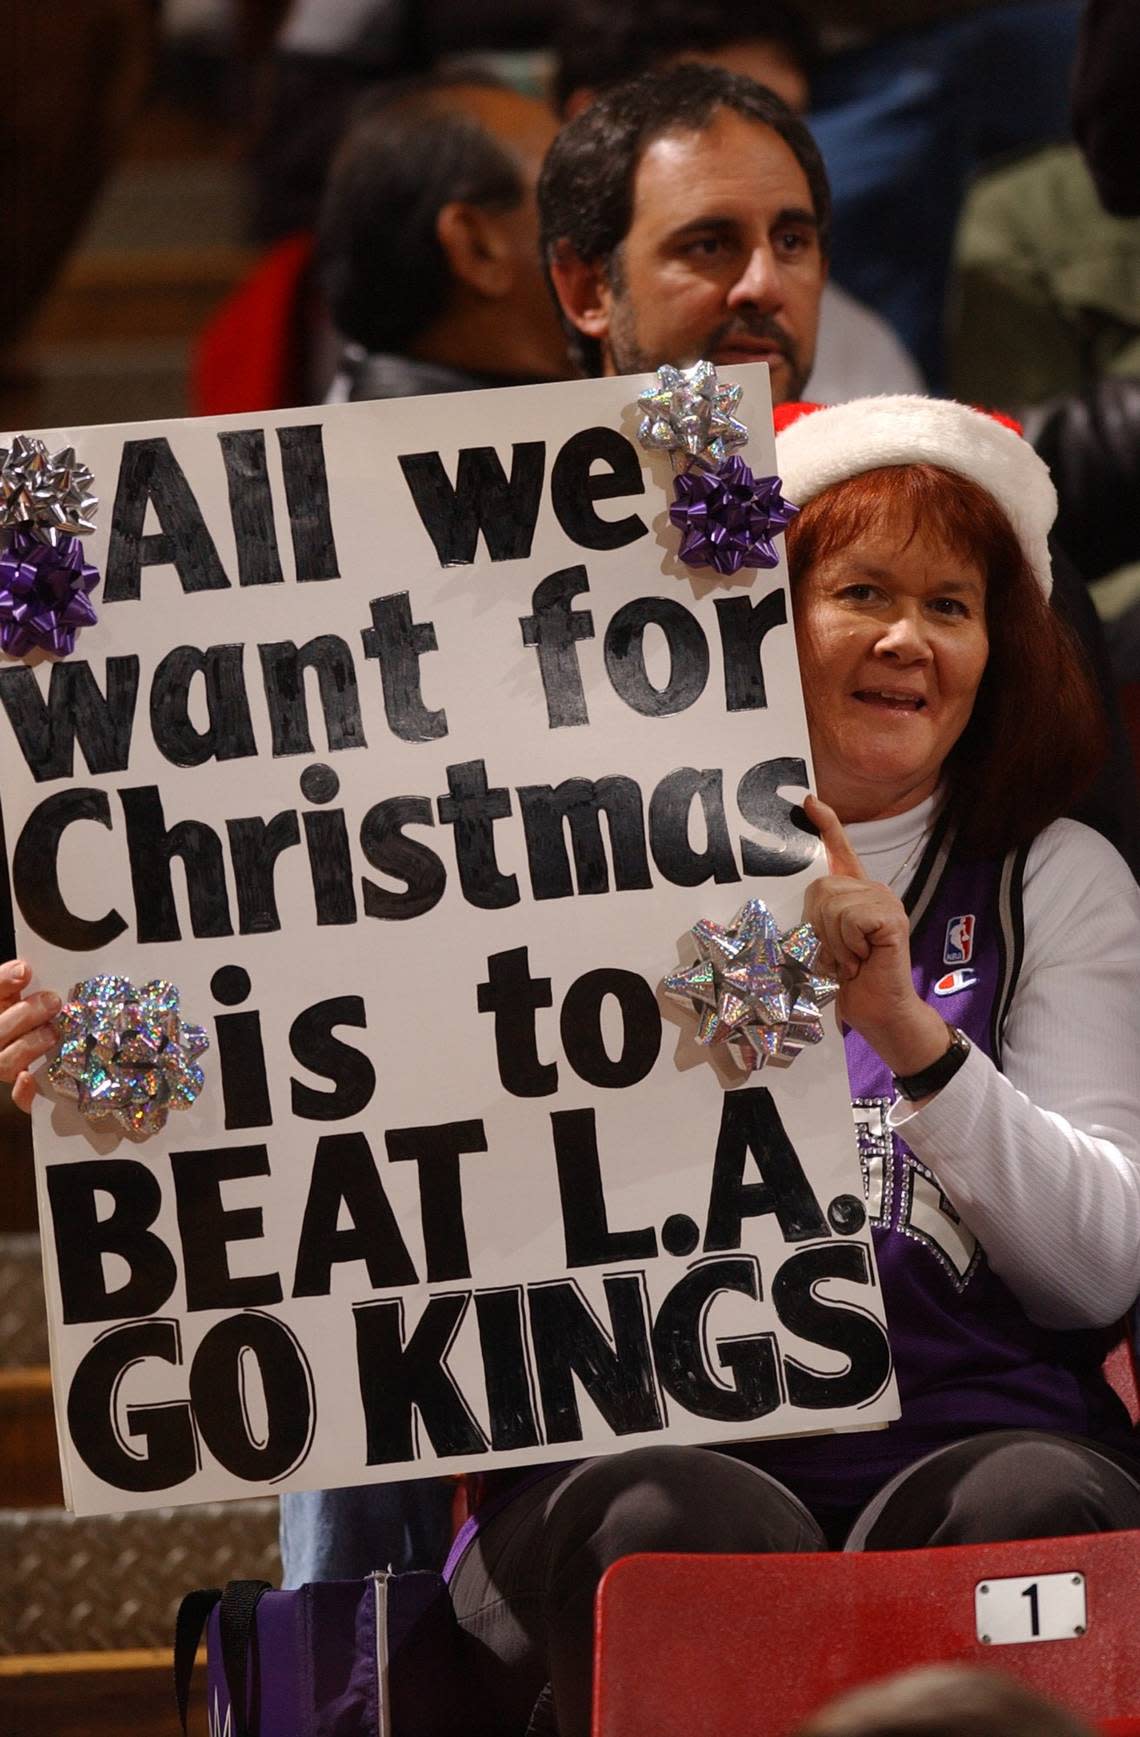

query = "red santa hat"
[773,395,1057,597]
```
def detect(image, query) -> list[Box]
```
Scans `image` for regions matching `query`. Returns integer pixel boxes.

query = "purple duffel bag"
[174,1570,463,1737]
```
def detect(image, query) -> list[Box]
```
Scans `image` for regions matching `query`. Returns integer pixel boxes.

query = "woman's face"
[793,506,990,823]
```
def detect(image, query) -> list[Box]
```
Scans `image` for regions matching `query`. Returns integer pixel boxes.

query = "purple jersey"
[753,820,1137,1519]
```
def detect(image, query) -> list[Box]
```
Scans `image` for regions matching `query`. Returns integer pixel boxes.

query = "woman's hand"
[0,961,60,1113]
[803,795,950,1080]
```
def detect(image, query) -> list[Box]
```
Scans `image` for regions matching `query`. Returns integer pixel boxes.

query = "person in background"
[945,127,1140,696]
[800,0,1081,386]
[551,0,924,404]
[1021,380,1140,687]
[247,0,560,243]
[319,74,569,404]
[948,145,1140,411]
[792,1665,1097,1737]
[246,0,1080,386]
[553,0,818,117]
[1072,0,1140,220]
[541,66,829,400]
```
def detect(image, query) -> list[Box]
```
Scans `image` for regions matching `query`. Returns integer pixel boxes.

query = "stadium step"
[1,1498,281,1657]
[0,1646,207,1737]
[0,1232,50,1369]
[0,1369,63,1508]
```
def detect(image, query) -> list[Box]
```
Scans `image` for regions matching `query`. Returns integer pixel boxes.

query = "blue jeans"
[810,1,1080,384]
[279,1477,453,1587]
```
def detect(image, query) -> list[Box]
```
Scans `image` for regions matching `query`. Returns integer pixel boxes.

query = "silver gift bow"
[664,898,839,1072]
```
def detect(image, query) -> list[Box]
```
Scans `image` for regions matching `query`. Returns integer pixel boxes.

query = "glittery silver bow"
[637,361,748,466]
[48,976,209,1140]
[0,435,98,545]
[664,898,839,1072]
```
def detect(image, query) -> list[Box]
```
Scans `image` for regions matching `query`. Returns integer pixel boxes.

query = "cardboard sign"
[0,367,898,1514]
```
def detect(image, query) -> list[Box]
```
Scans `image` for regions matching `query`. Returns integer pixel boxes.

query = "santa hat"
[773,395,1057,597]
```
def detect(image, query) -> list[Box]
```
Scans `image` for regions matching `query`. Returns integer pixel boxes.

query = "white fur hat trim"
[775,394,1057,597]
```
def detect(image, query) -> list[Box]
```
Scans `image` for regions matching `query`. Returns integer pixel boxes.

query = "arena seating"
[593,1536,1140,1737]
[592,1323,1140,1736]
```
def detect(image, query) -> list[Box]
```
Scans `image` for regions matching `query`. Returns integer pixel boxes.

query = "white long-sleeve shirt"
[848,798,1140,1331]
[805,281,925,404]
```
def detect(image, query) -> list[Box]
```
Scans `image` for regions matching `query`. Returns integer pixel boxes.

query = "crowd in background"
[241,0,1138,786]
[13,0,1136,681]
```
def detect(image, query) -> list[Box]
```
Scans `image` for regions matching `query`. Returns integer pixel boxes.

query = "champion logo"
[934,968,977,997]
[943,914,975,965]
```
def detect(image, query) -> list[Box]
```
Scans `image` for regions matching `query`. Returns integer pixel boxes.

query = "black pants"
[447,1433,1140,1737]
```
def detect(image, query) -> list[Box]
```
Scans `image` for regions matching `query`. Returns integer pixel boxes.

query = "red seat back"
[1105,1329,1140,1425]
[594,1536,1140,1737]
[190,231,315,415]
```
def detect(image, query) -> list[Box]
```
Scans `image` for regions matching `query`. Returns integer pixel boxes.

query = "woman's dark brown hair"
[784,463,1109,857]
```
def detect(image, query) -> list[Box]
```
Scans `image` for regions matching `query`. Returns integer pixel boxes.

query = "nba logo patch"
[944,915,975,965]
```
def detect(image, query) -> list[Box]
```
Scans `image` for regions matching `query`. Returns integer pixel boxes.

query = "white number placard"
[975,1571,1087,1645]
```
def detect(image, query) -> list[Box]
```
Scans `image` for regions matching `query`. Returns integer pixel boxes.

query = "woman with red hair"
[1,397,1137,1737]
[752,395,1140,1545]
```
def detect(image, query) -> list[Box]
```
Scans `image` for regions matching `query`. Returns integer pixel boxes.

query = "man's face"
[599,110,825,402]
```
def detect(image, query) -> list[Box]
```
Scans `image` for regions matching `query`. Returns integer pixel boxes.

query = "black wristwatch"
[892,1023,971,1101]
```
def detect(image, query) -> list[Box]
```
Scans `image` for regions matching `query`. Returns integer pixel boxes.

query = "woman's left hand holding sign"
[803,795,951,1083]
[0,961,59,1111]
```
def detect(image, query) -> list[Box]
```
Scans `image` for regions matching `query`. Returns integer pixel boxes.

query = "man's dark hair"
[317,75,524,355]
[538,63,831,376]
[552,0,819,115]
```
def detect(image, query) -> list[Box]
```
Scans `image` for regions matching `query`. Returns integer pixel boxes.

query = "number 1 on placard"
[975,1571,1084,1645]
[1021,1582,1041,1636]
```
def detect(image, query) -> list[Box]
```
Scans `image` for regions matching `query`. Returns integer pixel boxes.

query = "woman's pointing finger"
[803,792,869,882]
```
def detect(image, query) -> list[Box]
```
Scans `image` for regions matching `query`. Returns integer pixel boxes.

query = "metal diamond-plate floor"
[1,1499,281,1654]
